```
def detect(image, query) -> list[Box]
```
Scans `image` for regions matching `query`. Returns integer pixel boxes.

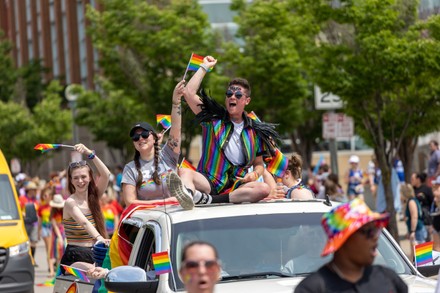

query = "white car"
[56,199,438,292]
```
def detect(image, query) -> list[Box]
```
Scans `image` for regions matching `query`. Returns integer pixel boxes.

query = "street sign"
[322,113,354,139]
[314,86,343,110]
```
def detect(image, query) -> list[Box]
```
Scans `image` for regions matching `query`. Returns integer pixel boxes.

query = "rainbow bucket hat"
[321,198,389,256]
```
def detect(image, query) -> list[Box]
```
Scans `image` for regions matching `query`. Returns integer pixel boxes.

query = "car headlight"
[9,241,30,257]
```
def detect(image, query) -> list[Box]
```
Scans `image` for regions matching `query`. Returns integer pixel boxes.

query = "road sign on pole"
[322,113,354,139]
[314,86,343,110]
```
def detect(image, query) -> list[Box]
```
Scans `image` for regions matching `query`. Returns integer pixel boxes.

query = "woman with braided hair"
[121,80,193,209]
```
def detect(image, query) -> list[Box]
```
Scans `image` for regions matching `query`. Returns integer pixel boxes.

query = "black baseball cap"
[129,122,156,137]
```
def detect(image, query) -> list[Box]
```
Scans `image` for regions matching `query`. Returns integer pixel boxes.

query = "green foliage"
[219,0,320,162]
[290,0,440,237]
[81,0,216,158]
[0,34,17,102]
[0,80,71,164]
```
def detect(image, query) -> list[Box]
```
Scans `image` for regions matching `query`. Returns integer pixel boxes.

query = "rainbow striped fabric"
[179,158,197,171]
[34,143,62,153]
[415,241,433,266]
[61,264,90,282]
[152,251,172,275]
[198,119,263,193]
[156,114,172,129]
[266,148,288,177]
[247,111,261,122]
[187,53,212,72]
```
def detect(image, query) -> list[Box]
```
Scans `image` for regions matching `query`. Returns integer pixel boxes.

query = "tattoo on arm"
[173,104,181,115]
[167,134,180,150]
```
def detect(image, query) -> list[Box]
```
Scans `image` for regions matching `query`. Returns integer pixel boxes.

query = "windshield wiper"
[221,271,291,281]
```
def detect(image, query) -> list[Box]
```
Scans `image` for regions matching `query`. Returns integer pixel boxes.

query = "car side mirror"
[104,266,159,293]
[417,264,440,278]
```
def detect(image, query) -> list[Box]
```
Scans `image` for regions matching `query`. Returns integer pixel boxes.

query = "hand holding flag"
[183,53,215,80]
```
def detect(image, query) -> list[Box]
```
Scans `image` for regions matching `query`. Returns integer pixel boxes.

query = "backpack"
[421,206,433,226]
[24,203,38,224]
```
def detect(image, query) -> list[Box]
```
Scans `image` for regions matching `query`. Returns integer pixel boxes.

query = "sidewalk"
[33,240,54,293]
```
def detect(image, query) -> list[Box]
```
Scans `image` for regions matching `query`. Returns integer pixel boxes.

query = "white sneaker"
[166,171,195,210]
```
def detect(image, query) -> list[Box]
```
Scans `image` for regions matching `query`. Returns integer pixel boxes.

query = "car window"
[169,213,413,290]
[0,175,19,220]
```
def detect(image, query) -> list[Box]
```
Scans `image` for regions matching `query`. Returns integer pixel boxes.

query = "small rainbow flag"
[152,251,172,275]
[34,143,63,153]
[415,241,433,266]
[179,158,196,171]
[156,114,172,130]
[247,111,261,122]
[36,277,56,287]
[187,53,212,72]
[266,148,289,177]
[61,264,90,282]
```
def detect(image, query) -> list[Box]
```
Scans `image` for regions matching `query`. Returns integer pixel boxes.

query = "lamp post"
[65,84,79,145]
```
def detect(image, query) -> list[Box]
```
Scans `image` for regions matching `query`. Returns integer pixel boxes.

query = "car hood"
[215,274,436,292]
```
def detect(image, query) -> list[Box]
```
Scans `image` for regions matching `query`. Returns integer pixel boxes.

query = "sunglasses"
[225,90,244,99]
[69,160,87,169]
[182,259,219,271]
[358,225,381,239]
[132,130,151,142]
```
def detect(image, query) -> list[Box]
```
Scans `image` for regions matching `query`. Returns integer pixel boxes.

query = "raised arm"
[74,143,110,198]
[183,55,217,115]
[167,80,184,155]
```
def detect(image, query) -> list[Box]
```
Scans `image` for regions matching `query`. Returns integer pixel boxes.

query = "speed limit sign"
[314,86,343,110]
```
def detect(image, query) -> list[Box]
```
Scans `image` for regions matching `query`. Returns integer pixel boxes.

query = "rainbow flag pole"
[34,143,75,153]
[152,251,172,275]
[414,241,434,268]
[182,53,194,81]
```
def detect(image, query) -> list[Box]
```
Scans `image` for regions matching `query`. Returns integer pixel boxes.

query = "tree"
[0,80,71,172]
[78,0,216,160]
[292,0,440,239]
[0,34,17,102]
[212,0,321,168]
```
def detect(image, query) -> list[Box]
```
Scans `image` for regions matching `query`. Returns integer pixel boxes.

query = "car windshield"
[0,174,19,220]
[170,212,413,290]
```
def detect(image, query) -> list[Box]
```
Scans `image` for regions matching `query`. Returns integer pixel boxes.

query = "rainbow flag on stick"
[179,157,196,171]
[266,148,289,178]
[414,241,433,267]
[152,251,172,275]
[156,114,172,130]
[61,264,90,282]
[247,111,261,122]
[34,143,75,153]
[183,53,212,80]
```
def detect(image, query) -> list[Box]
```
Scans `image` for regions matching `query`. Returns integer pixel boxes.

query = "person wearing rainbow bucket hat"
[295,198,407,293]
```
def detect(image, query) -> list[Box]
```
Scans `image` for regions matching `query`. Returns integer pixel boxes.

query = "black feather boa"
[193,89,281,155]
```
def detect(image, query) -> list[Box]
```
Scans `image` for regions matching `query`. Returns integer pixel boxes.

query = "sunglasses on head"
[225,90,244,99]
[69,160,87,169]
[182,259,219,271]
[131,130,151,142]
[358,225,381,239]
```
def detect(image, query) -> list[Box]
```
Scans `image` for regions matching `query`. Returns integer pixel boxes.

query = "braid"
[152,133,161,185]
[134,151,143,189]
